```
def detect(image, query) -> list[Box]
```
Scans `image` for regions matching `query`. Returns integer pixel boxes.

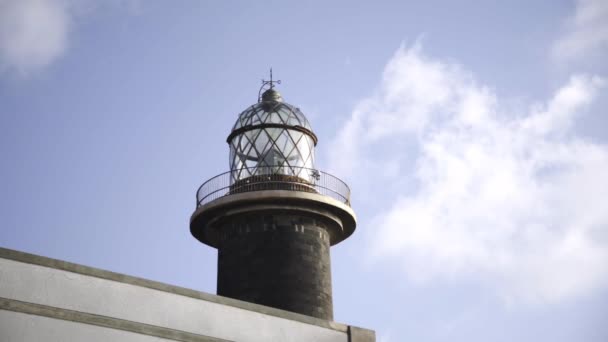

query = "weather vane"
[258,68,281,102]
[262,68,281,90]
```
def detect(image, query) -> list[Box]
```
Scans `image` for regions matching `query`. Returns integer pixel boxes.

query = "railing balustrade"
[196,166,350,207]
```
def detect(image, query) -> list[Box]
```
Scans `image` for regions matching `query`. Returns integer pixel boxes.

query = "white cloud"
[553,0,608,62]
[330,44,608,304]
[0,0,140,76]
[0,0,72,75]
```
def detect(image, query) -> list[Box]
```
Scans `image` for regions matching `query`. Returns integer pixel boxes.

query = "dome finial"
[258,68,282,102]
[266,68,280,90]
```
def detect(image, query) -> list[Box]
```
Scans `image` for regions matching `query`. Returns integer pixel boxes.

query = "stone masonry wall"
[216,212,333,320]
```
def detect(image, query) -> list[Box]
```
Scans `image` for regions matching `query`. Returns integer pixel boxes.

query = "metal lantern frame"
[226,100,318,183]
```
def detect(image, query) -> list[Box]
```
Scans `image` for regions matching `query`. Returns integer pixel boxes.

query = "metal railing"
[196,166,350,207]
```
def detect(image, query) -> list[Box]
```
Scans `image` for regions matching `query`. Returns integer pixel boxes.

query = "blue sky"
[1,1,607,341]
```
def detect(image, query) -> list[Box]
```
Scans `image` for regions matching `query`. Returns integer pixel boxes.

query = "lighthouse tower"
[190,75,356,320]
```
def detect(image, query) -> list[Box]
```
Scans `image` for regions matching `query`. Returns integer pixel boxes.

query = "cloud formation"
[0,0,140,76]
[0,0,72,75]
[553,0,608,62]
[330,43,608,304]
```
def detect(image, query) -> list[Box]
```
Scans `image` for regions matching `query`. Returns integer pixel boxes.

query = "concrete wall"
[0,247,375,342]
[0,310,179,342]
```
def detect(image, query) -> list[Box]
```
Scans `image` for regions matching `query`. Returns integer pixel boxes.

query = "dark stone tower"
[190,79,356,321]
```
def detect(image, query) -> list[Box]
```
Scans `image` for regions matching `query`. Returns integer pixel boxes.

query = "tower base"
[217,212,333,320]
[190,190,357,321]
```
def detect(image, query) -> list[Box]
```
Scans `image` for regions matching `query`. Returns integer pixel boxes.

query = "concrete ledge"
[0,297,228,342]
[0,247,348,333]
[348,326,376,342]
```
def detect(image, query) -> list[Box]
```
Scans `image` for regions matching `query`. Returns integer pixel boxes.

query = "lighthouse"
[190,74,356,320]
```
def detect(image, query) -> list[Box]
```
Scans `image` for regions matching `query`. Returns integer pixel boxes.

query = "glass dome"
[227,89,317,182]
